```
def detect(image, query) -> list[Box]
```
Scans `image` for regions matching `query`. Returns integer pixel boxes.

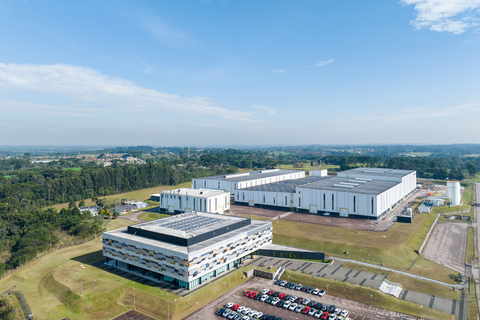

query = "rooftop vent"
[334,184,354,188]
[350,179,366,184]
[260,169,280,173]
[225,172,250,179]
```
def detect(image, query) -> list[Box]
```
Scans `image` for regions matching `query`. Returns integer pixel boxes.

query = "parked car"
[301,306,311,314]
[314,309,323,318]
[278,293,286,299]
[248,310,257,317]
[328,305,336,313]
[289,283,297,289]
[255,311,263,318]
[262,288,269,294]
[318,290,326,297]
[232,304,240,311]
[237,306,245,313]
[222,309,232,318]
[227,311,237,319]
[249,291,257,298]
[302,298,310,305]
[255,293,262,300]
[233,313,243,320]
[300,286,308,292]
[283,300,291,309]
[241,316,249,320]
[334,308,341,315]
[271,297,280,305]
[226,302,234,308]
[320,312,329,320]
[295,283,303,290]
[294,297,303,304]
[280,280,287,287]
[340,310,349,317]
[242,307,251,315]
[308,300,316,307]
[313,288,320,295]
[308,308,317,316]
[288,295,297,302]
[274,279,281,285]
[294,304,304,313]
[261,315,269,320]
[260,295,268,302]
[328,314,336,320]
[277,300,285,308]
[307,287,314,294]
[314,302,323,310]
[289,302,298,311]
[273,292,280,298]
[285,282,291,288]
[267,290,275,296]
[243,290,251,297]
[265,296,273,304]
[216,308,226,316]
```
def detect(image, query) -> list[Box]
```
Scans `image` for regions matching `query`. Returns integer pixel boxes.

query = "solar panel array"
[158,215,223,232]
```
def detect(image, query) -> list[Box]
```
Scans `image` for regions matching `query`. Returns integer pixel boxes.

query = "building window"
[194,181,196,189]
[200,199,202,211]
[218,182,220,189]
[193,198,196,210]
[204,181,206,187]
[353,196,356,213]
[299,197,301,207]
[179,197,182,211]
[323,194,326,209]
[243,193,245,201]
[371,197,374,215]
[237,194,239,201]
[285,196,287,206]
[332,194,334,210]
[273,197,276,204]
[263,194,265,203]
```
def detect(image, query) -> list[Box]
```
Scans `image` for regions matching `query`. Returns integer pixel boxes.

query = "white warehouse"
[151,188,230,214]
[235,168,417,220]
[192,169,305,197]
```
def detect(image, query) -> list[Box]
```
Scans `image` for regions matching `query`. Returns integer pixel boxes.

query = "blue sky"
[0,0,479,146]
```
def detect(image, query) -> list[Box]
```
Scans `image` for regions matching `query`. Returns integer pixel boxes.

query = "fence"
[0,219,111,282]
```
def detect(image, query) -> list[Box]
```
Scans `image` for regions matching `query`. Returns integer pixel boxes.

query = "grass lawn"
[466,227,475,264]
[385,273,460,300]
[238,214,271,221]
[434,184,473,214]
[278,164,340,172]
[138,212,170,221]
[0,216,259,320]
[62,167,82,171]
[48,181,191,211]
[281,270,454,320]
[271,213,459,284]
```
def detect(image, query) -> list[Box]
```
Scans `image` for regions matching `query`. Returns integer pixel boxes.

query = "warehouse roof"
[298,177,400,195]
[151,188,228,199]
[196,169,303,182]
[337,168,415,178]
[241,176,333,193]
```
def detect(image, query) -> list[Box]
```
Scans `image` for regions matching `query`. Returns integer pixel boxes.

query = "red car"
[302,307,311,314]
[267,290,275,296]
[279,293,286,299]
[321,312,329,320]
[232,304,240,311]
[244,290,251,296]
[248,291,257,298]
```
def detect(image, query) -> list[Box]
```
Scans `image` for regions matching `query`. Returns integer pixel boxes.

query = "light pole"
[196,301,199,319]
[327,284,329,295]
[133,282,136,310]
[370,295,373,320]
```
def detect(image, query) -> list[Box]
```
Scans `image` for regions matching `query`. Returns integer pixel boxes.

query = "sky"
[0,0,480,146]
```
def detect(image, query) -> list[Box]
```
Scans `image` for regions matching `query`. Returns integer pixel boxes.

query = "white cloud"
[309,59,334,68]
[0,63,259,122]
[400,0,480,34]
[272,69,285,73]
[251,104,277,114]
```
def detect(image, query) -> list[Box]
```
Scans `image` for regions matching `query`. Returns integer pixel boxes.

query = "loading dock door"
[309,205,318,214]
[168,205,175,213]
[339,207,349,217]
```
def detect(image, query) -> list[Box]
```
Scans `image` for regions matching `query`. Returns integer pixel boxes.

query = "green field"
[271,213,458,284]
[48,181,191,211]
[466,227,476,265]
[279,164,339,172]
[137,212,170,221]
[62,167,82,171]
[281,270,453,320]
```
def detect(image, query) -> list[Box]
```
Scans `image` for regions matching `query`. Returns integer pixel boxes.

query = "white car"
[255,311,263,318]
[280,280,287,286]
[237,306,245,313]
[222,309,232,317]
[261,288,269,294]
[226,302,234,308]
[295,283,303,290]
[227,311,237,319]
[289,302,298,311]
[308,308,317,316]
[334,308,342,315]
[337,316,344,320]
[314,310,323,318]
[341,310,349,317]
[283,300,291,309]
[271,297,280,305]
[302,298,310,305]
[289,295,297,302]
[318,290,326,297]
[260,295,268,302]
[241,316,249,320]
[328,314,336,320]
[294,304,304,313]
[313,288,320,295]
[248,310,257,317]
[242,307,251,314]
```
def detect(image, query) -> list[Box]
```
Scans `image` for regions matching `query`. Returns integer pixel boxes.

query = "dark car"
[285,282,291,288]
[261,315,269,320]
[290,283,297,289]
[300,287,308,292]
[274,279,281,285]
[216,308,226,316]
[267,290,275,296]
[321,305,328,311]
[307,287,314,294]
[328,305,336,313]
[308,300,316,307]
[294,297,304,304]
[315,302,323,309]
[266,296,274,304]
[268,316,276,320]
[255,293,262,300]
[275,318,283,320]
[273,292,280,298]
[277,300,285,308]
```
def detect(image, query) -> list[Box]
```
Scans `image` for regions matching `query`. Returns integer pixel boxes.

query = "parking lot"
[181,276,413,320]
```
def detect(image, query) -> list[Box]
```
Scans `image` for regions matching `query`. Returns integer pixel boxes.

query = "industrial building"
[235,168,417,220]
[151,188,230,214]
[192,169,305,197]
[102,212,272,289]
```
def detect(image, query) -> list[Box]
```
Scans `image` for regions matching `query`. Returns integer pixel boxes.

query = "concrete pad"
[433,296,455,314]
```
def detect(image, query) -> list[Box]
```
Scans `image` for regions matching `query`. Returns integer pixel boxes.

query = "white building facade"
[192,169,305,197]
[151,188,230,214]
[102,212,272,290]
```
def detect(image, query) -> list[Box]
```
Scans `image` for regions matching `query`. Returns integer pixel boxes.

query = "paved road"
[473,183,480,314]
[423,222,469,275]
[119,211,147,223]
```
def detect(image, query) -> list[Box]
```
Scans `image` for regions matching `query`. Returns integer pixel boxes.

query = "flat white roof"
[196,169,303,182]
[152,188,228,199]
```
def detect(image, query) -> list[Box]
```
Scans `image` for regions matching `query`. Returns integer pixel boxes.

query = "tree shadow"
[448,272,463,284]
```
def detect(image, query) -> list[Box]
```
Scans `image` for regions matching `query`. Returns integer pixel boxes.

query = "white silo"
[447,181,461,206]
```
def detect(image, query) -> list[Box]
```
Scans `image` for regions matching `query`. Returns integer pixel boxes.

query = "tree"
[466,162,478,177]
[293,162,304,168]
[113,211,120,219]
[79,200,85,207]
[104,208,112,218]
[68,200,76,209]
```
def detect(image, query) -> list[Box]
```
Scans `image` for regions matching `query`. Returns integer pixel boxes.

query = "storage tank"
[447,181,461,206]
[406,208,412,216]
